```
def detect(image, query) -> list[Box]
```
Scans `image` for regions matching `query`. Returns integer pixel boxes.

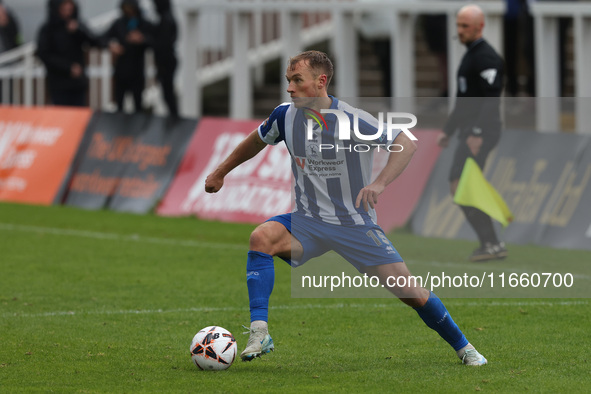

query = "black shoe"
[493,242,508,259]
[469,242,507,262]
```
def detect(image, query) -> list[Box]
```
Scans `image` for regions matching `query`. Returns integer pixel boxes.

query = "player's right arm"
[204,130,267,193]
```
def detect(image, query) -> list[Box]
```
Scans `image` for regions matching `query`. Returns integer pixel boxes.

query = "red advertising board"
[0,106,92,205]
[157,117,292,222]
[158,117,441,231]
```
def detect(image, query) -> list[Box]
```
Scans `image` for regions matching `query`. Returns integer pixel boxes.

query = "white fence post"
[89,50,99,109]
[574,15,591,134]
[393,10,415,99]
[36,68,45,106]
[534,14,560,132]
[332,9,358,99]
[100,50,112,111]
[180,10,200,118]
[485,13,503,56]
[253,10,265,88]
[446,10,462,105]
[23,52,33,106]
[281,10,302,103]
[1,74,9,105]
[230,12,253,119]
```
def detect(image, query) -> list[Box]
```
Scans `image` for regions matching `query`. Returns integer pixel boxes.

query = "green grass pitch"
[1,202,590,392]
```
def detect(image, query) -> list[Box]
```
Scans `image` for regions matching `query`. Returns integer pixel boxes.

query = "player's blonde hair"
[288,50,334,87]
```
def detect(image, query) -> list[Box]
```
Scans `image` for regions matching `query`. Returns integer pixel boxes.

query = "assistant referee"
[437,4,507,262]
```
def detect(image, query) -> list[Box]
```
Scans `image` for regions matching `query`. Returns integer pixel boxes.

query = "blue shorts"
[266,213,404,271]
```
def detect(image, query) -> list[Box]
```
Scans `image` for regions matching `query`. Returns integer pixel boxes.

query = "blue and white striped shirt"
[258,97,401,226]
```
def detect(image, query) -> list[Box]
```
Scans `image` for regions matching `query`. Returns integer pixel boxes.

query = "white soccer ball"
[190,326,237,370]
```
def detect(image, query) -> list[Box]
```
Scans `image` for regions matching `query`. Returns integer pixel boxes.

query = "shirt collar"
[466,38,484,50]
[329,95,338,109]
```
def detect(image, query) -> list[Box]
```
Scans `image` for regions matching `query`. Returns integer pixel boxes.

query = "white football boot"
[240,325,274,361]
[461,348,488,366]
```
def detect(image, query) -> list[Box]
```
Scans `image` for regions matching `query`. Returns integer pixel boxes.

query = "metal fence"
[1,0,590,133]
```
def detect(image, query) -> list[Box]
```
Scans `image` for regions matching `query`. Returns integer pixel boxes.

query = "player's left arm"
[355,132,417,211]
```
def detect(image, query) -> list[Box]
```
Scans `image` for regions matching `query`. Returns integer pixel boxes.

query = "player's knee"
[384,279,427,301]
[396,287,429,307]
[249,226,274,254]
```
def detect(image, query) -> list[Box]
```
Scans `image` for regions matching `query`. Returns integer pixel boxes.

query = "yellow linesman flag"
[453,157,514,227]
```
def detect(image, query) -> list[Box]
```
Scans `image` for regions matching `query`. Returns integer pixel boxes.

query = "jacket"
[36,0,101,92]
[102,0,153,81]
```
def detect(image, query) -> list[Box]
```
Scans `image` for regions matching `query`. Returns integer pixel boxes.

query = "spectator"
[152,0,179,118]
[0,0,21,103]
[36,0,101,107]
[0,0,19,53]
[103,0,152,112]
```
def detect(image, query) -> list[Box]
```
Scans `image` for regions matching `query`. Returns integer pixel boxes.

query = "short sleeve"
[475,50,504,97]
[258,104,288,145]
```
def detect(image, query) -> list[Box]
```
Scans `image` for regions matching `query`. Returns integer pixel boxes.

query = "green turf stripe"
[0,222,247,250]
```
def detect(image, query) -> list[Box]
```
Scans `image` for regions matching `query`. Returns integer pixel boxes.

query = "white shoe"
[240,325,274,361]
[462,348,488,366]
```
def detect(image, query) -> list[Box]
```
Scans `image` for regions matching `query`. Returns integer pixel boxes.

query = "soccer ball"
[190,326,237,370]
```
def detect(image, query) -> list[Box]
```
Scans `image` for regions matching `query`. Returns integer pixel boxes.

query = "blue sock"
[246,251,275,322]
[414,292,469,351]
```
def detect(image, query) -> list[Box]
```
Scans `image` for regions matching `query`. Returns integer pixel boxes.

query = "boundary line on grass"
[2,300,588,319]
[0,223,247,250]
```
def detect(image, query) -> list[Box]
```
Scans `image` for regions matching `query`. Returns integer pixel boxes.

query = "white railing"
[2,0,590,134]
[0,9,119,109]
[177,1,335,118]
[180,0,591,134]
[177,0,506,119]
[530,2,591,133]
[0,4,165,113]
[0,1,333,116]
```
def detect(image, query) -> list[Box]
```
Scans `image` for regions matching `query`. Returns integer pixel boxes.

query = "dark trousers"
[157,68,178,117]
[50,89,87,107]
[451,138,500,246]
[114,77,144,112]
